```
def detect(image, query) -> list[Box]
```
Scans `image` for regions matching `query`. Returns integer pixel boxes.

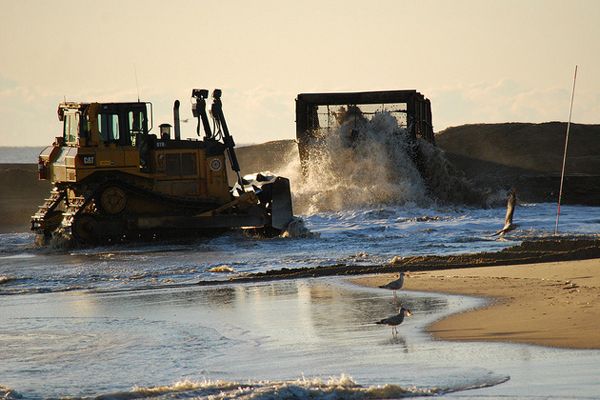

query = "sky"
[1,0,599,146]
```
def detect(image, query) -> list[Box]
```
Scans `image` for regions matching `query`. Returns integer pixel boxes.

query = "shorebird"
[379,272,406,297]
[493,188,517,237]
[375,307,412,336]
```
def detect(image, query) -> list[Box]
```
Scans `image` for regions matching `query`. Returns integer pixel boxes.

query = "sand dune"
[436,122,600,204]
[436,122,600,175]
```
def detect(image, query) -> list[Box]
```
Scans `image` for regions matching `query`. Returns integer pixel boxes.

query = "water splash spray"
[278,111,487,214]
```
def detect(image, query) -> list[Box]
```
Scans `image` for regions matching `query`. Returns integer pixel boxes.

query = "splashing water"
[278,111,487,215]
[418,138,492,206]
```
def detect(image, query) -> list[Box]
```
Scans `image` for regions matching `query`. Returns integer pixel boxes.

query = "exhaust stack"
[173,100,181,140]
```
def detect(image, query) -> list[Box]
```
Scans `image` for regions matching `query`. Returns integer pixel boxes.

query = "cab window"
[63,112,79,144]
[128,110,145,146]
[98,114,120,143]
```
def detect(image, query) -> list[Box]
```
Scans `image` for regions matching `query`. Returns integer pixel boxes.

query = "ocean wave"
[93,373,509,400]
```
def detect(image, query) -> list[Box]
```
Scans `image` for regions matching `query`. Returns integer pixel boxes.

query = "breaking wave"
[90,373,509,400]
[279,111,488,215]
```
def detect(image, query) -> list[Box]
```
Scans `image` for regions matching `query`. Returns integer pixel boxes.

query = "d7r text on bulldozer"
[31,89,294,246]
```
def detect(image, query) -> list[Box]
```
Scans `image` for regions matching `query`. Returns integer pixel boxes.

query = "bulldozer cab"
[58,102,152,148]
[95,103,150,147]
[56,102,155,173]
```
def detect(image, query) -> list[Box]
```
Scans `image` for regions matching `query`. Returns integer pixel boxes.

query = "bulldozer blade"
[270,177,294,230]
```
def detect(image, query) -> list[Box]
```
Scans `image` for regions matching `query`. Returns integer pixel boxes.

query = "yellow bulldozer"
[31,89,293,245]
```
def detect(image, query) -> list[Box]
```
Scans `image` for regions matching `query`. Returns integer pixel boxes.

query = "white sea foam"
[91,373,513,399]
[98,374,452,400]
[207,265,236,273]
[280,217,320,238]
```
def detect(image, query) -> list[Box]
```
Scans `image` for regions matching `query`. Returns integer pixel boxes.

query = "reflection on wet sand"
[75,278,449,348]
[384,334,409,352]
[196,279,449,346]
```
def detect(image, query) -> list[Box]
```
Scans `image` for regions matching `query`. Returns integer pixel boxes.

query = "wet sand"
[352,258,600,349]
[193,237,600,350]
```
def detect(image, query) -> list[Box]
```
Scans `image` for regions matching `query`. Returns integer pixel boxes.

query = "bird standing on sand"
[379,272,406,297]
[376,307,412,336]
[493,188,517,237]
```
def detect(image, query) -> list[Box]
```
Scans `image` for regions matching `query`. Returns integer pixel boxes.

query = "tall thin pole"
[134,64,140,103]
[555,65,578,235]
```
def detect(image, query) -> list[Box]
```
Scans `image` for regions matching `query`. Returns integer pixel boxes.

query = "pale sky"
[1,0,599,146]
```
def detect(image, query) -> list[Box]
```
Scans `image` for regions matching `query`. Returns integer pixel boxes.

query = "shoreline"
[351,258,600,350]
[197,237,600,285]
[194,237,600,350]
[4,227,600,349]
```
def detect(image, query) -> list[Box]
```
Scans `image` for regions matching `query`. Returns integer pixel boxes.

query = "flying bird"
[493,188,517,237]
[375,307,412,336]
[379,272,406,297]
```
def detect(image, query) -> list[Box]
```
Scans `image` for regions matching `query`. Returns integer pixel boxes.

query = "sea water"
[1,203,599,295]
[1,203,600,399]
[0,147,44,164]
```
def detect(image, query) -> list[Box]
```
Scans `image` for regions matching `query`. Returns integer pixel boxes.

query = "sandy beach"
[352,258,600,350]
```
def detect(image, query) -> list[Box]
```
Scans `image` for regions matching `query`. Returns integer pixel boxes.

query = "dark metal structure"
[295,90,434,173]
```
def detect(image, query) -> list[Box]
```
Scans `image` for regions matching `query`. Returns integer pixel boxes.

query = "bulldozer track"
[31,188,64,234]
[57,195,91,239]
[34,173,227,245]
